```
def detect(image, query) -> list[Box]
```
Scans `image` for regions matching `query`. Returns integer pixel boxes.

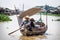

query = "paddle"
[8,28,21,35]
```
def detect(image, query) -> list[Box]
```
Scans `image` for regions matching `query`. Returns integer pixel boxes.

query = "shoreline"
[39,13,60,17]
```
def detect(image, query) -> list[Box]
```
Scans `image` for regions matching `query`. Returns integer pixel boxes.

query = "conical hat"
[24,16,29,19]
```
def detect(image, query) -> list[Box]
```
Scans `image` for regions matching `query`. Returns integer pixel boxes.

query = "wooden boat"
[20,22,47,36]
[18,8,48,36]
[8,8,48,35]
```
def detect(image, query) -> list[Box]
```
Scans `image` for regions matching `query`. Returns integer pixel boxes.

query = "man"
[21,16,32,31]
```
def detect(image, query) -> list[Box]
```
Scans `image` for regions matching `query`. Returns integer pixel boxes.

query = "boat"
[18,8,48,36]
[20,22,47,36]
[8,7,48,36]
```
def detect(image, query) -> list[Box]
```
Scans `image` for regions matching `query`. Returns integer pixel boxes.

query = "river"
[0,14,60,40]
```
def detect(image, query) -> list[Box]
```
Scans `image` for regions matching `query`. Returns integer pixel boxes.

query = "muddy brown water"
[0,15,60,40]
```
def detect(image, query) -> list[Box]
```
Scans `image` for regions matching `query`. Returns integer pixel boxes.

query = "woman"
[30,18,35,30]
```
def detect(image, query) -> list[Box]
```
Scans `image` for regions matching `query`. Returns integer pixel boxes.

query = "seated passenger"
[30,18,35,30]
[39,22,45,30]
[30,18,40,30]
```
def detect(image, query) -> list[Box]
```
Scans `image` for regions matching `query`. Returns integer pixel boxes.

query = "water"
[0,15,22,40]
[0,15,60,40]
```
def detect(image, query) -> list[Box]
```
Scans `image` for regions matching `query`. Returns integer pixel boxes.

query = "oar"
[8,28,21,35]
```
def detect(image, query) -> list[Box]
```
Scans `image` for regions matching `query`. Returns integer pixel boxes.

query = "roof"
[19,8,41,18]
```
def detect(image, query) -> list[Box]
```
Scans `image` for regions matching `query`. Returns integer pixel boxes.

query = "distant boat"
[52,19,60,21]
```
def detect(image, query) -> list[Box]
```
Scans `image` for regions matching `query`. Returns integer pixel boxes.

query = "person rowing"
[20,16,32,31]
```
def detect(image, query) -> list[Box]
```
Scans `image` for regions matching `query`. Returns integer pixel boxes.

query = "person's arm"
[20,21,25,28]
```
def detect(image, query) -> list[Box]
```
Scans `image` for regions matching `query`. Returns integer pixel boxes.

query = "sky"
[0,0,60,10]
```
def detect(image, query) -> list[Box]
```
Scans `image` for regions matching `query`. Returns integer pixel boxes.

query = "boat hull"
[20,26,47,36]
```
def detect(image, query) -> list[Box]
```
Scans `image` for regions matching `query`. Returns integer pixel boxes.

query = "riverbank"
[39,13,60,21]
[40,13,60,17]
[0,14,12,22]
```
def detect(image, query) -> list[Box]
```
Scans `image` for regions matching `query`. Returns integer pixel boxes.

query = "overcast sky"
[0,0,60,10]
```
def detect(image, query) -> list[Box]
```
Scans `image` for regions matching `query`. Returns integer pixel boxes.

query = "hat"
[24,16,29,19]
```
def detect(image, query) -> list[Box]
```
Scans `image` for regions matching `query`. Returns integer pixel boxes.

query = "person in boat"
[30,18,35,30]
[21,16,32,31]
[30,18,41,30]
[39,22,45,30]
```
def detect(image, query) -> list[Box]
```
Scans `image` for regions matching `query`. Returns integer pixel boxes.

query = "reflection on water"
[20,35,47,40]
[0,15,60,40]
